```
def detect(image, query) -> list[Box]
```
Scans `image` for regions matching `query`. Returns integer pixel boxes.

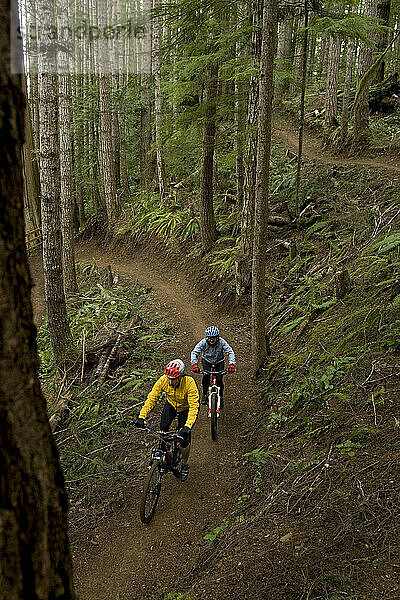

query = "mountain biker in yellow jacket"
[134,359,199,481]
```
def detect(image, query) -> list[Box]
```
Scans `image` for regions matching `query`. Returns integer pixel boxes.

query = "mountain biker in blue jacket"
[191,326,236,409]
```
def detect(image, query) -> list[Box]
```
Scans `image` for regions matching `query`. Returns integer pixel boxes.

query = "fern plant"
[368,233,400,256]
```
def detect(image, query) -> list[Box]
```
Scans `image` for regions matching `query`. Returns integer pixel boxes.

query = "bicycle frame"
[200,366,228,418]
[146,426,183,472]
[139,424,184,524]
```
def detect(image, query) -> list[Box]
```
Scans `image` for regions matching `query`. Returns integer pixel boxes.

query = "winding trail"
[30,241,252,600]
[273,118,400,174]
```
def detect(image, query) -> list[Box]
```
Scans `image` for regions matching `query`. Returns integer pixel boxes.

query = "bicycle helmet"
[205,326,219,338]
[164,359,185,379]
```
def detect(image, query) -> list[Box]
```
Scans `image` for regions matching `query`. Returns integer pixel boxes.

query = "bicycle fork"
[208,382,221,418]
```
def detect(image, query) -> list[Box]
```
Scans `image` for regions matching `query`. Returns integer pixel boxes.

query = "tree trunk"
[37,0,75,365]
[291,12,304,94]
[98,0,119,222]
[252,0,277,374]
[118,20,129,200]
[28,0,40,157]
[22,76,41,230]
[316,36,329,81]
[140,0,153,188]
[58,0,77,294]
[307,33,316,81]
[324,34,341,134]
[339,39,355,147]
[154,0,167,201]
[0,5,75,598]
[111,0,121,192]
[235,1,247,207]
[376,0,391,82]
[235,0,263,297]
[199,62,218,252]
[294,1,309,219]
[353,0,378,145]
[276,0,295,100]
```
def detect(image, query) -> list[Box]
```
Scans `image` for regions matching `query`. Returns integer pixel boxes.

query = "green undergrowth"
[37,263,174,534]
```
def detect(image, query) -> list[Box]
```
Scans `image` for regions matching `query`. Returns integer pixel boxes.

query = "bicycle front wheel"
[172,446,183,478]
[210,393,218,441]
[140,460,163,524]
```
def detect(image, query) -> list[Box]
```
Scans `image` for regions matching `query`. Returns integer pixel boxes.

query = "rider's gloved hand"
[134,417,145,428]
[228,364,236,373]
[179,425,191,441]
[192,363,200,373]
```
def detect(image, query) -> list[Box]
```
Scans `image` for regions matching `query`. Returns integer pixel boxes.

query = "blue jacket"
[191,337,236,366]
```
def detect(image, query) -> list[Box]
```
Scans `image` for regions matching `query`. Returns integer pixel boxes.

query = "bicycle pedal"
[151,449,163,460]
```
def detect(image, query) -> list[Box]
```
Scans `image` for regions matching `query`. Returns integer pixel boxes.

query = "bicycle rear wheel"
[210,392,218,441]
[140,460,163,524]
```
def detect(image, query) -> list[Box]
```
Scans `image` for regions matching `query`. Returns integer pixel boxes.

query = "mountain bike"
[139,425,184,524]
[200,366,228,442]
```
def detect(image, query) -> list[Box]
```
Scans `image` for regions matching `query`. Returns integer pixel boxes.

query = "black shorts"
[201,359,225,396]
[160,402,191,448]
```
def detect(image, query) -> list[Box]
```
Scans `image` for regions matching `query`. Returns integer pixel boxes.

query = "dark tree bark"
[0,4,75,598]
[252,0,277,374]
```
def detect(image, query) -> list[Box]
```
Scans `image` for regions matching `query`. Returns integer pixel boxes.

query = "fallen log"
[97,333,122,388]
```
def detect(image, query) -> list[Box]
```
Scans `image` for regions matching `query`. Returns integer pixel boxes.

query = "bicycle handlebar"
[199,369,229,375]
[141,424,184,441]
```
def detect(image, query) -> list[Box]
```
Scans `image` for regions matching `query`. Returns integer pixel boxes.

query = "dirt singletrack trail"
[30,241,252,600]
[273,118,400,173]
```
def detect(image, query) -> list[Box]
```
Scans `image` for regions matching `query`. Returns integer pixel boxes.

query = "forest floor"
[28,121,400,600]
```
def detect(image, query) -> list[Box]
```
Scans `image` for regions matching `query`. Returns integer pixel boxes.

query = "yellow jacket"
[139,375,199,429]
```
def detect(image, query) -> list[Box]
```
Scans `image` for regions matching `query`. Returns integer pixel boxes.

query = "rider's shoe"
[172,466,181,478]
[180,463,190,482]
[201,394,207,405]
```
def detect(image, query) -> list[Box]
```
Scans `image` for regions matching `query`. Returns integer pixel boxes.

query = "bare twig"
[57,402,142,446]
[371,392,377,426]
[80,331,86,383]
